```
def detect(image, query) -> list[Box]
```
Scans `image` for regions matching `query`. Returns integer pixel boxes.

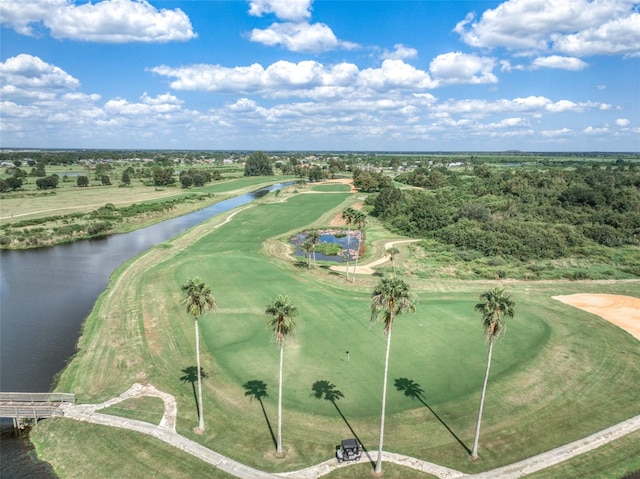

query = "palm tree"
[265,295,298,455]
[341,207,356,279]
[307,230,321,268]
[471,287,515,460]
[370,276,417,474]
[181,276,217,431]
[352,210,367,283]
[300,240,313,268]
[385,246,400,274]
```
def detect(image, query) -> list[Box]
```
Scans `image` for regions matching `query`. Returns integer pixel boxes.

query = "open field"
[0,176,295,248]
[0,175,287,222]
[33,182,640,477]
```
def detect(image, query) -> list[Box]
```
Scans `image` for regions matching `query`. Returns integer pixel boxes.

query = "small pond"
[290,229,361,263]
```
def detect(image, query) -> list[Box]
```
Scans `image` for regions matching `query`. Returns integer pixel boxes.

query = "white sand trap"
[552,294,640,341]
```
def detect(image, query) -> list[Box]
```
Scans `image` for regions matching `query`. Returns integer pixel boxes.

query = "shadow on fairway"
[394,377,471,454]
[243,379,277,449]
[311,380,374,465]
[180,366,208,421]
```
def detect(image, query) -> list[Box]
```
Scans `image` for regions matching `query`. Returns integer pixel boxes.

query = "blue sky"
[1,0,639,151]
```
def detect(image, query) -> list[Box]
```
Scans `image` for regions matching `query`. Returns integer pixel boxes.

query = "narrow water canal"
[0,183,287,478]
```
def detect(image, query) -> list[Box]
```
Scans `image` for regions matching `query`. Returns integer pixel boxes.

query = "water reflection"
[290,230,359,263]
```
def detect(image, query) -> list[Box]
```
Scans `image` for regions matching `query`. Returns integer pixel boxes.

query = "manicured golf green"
[48,185,640,477]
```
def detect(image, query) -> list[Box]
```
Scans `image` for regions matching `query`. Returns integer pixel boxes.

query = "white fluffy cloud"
[541,128,575,138]
[151,59,438,95]
[0,54,80,91]
[455,0,639,57]
[0,0,196,43]
[247,0,356,53]
[429,52,498,85]
[104,93,184,115]
[381,44,419,60]
[360,60,436,90]
[584,125,610,134]
[552,13,640,57]
[248,0,312,22]
[153,61,326,94]
[1,49,632,149]
[531,55,589,70]
[433,96,605,117]
[249,22,348,53]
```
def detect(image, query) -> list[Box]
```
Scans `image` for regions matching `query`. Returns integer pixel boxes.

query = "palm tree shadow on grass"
[180,366,208,421]
[243,380,277,450]
[394,377,471,454]
[311,380,374,464]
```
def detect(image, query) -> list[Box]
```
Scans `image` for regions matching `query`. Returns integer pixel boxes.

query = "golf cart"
[336,438,362,463]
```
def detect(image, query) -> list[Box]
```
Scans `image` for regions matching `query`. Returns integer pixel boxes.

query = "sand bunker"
[553,294,640,341]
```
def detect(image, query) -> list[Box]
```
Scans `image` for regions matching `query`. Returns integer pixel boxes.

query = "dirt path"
[329,239,420,275]
[60,381,640,479]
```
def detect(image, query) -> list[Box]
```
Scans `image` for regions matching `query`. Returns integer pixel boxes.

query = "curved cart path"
[60,383,640,479]
[329,239,420,275]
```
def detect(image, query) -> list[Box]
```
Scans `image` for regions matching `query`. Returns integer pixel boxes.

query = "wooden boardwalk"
[0,392,75,420]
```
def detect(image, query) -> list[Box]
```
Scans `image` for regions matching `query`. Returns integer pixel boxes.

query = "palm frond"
[181,276,217,319]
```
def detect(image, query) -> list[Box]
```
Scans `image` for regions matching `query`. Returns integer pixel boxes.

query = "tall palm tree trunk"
[375,321,393,474]
[471,336,494,459]
[345,227,352,280]
[352,234,362,283]
[277,343,284,454]
[195,318,205,431]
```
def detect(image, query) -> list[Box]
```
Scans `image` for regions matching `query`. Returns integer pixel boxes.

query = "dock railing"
[0,392,75,404]
[0,392,76,420]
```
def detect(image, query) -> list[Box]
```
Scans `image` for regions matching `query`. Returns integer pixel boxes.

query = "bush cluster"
[371,165,640,262]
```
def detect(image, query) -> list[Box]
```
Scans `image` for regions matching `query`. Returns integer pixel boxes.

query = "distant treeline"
[1,149,637,167]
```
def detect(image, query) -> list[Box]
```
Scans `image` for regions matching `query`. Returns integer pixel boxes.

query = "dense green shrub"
[244,151,273,176]
[87,222,111,236]
[35,175,59,190]
[377,163,639,262]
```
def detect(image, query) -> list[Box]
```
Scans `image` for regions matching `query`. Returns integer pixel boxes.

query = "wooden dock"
[0,392,75,420]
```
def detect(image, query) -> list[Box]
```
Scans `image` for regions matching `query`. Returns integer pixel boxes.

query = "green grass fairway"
[49,186,640,477]
[309,183,352,192]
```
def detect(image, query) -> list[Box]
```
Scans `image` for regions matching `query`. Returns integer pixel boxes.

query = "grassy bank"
[31,419,234,479]
[33,183,640,477]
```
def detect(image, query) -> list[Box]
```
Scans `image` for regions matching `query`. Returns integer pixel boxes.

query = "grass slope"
[31,419,235,479]
[45,186,640,477]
